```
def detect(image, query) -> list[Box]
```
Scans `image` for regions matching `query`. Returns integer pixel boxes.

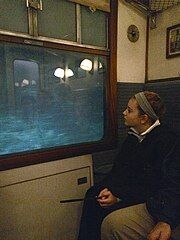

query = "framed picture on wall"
[166,24,180,58]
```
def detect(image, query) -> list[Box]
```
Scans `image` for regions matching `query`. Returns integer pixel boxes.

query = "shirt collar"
[140,119,161,136]
[128,119,161,142]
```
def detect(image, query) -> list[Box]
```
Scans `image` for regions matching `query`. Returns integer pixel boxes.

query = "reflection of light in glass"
[21,79,29,87]
[54,68,64,78]
[15,82,19,87]
[32,80,36,85]
[65,69,74,77]
[80,59,92,71]
[54,68,74,78]
[99,62,103,69]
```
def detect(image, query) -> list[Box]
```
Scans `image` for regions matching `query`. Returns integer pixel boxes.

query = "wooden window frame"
[0,0,118,171]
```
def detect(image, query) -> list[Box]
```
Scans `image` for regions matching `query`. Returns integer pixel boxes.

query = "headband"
[135,92,159,120]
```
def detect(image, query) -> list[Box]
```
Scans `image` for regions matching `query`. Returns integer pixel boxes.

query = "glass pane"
[38,0,76,41]
[0,0,28,33]
[0,41,107,156]
[81,6,107,47]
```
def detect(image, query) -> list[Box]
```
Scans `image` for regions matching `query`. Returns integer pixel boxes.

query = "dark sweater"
[101,124,180,229]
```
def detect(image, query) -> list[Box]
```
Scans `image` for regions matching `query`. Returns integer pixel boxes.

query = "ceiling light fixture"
[54,68,74,78]
[54,68,64,78]
[65,69,74,77]
[80,59,93,71]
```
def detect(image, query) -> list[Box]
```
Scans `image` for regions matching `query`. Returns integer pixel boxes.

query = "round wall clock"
[127,25,139,42]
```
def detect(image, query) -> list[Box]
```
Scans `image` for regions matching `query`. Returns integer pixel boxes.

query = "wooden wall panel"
[68,0,110,12]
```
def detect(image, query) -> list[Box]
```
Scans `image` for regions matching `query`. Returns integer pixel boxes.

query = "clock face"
[127,25,139,42]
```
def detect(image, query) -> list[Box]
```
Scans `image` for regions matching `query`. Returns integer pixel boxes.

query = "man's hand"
[97,188,118,207]
[147,222,171,240]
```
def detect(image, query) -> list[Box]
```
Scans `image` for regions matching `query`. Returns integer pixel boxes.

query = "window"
[0,42,107,156]
[0,1,118,170]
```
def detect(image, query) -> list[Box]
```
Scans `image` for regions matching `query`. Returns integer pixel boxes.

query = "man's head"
[123,91,165,133]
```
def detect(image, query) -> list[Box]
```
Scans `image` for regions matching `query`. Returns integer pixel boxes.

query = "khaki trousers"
[101,203,180,240]
[101,203,155,240]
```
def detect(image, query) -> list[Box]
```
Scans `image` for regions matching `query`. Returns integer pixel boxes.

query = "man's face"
[123,98,142,129]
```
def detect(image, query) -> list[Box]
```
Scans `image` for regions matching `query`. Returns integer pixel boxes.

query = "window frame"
[0,1,118,171]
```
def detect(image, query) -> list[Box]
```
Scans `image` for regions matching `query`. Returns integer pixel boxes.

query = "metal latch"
[26,0,42,10]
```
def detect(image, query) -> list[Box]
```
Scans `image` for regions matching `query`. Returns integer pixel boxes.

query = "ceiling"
[126,0,180,13]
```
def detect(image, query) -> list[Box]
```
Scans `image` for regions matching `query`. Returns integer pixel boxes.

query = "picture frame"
[166,24,180,58]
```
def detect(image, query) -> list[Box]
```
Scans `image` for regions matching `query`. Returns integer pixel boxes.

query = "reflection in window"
[0,42,107,156]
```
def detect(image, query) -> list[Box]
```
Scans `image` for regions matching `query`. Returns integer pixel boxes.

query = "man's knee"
[101,209,129,240]
[85,184,103,198]
[101,204,155,240]
[85,186,95,197]
[85,185,99,198]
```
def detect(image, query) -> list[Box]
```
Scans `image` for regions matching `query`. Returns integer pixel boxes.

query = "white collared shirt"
[129,119,161,142]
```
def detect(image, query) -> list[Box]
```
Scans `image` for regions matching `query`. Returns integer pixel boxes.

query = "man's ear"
[141,114,149,124]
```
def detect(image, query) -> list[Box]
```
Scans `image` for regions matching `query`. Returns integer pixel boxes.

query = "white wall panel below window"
[0,155,93,240]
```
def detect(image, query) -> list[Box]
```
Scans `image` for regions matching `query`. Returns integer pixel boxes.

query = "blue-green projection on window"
[0,42,107,156]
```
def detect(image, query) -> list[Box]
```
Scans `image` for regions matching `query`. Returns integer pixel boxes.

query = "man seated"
[78,91,180,240]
